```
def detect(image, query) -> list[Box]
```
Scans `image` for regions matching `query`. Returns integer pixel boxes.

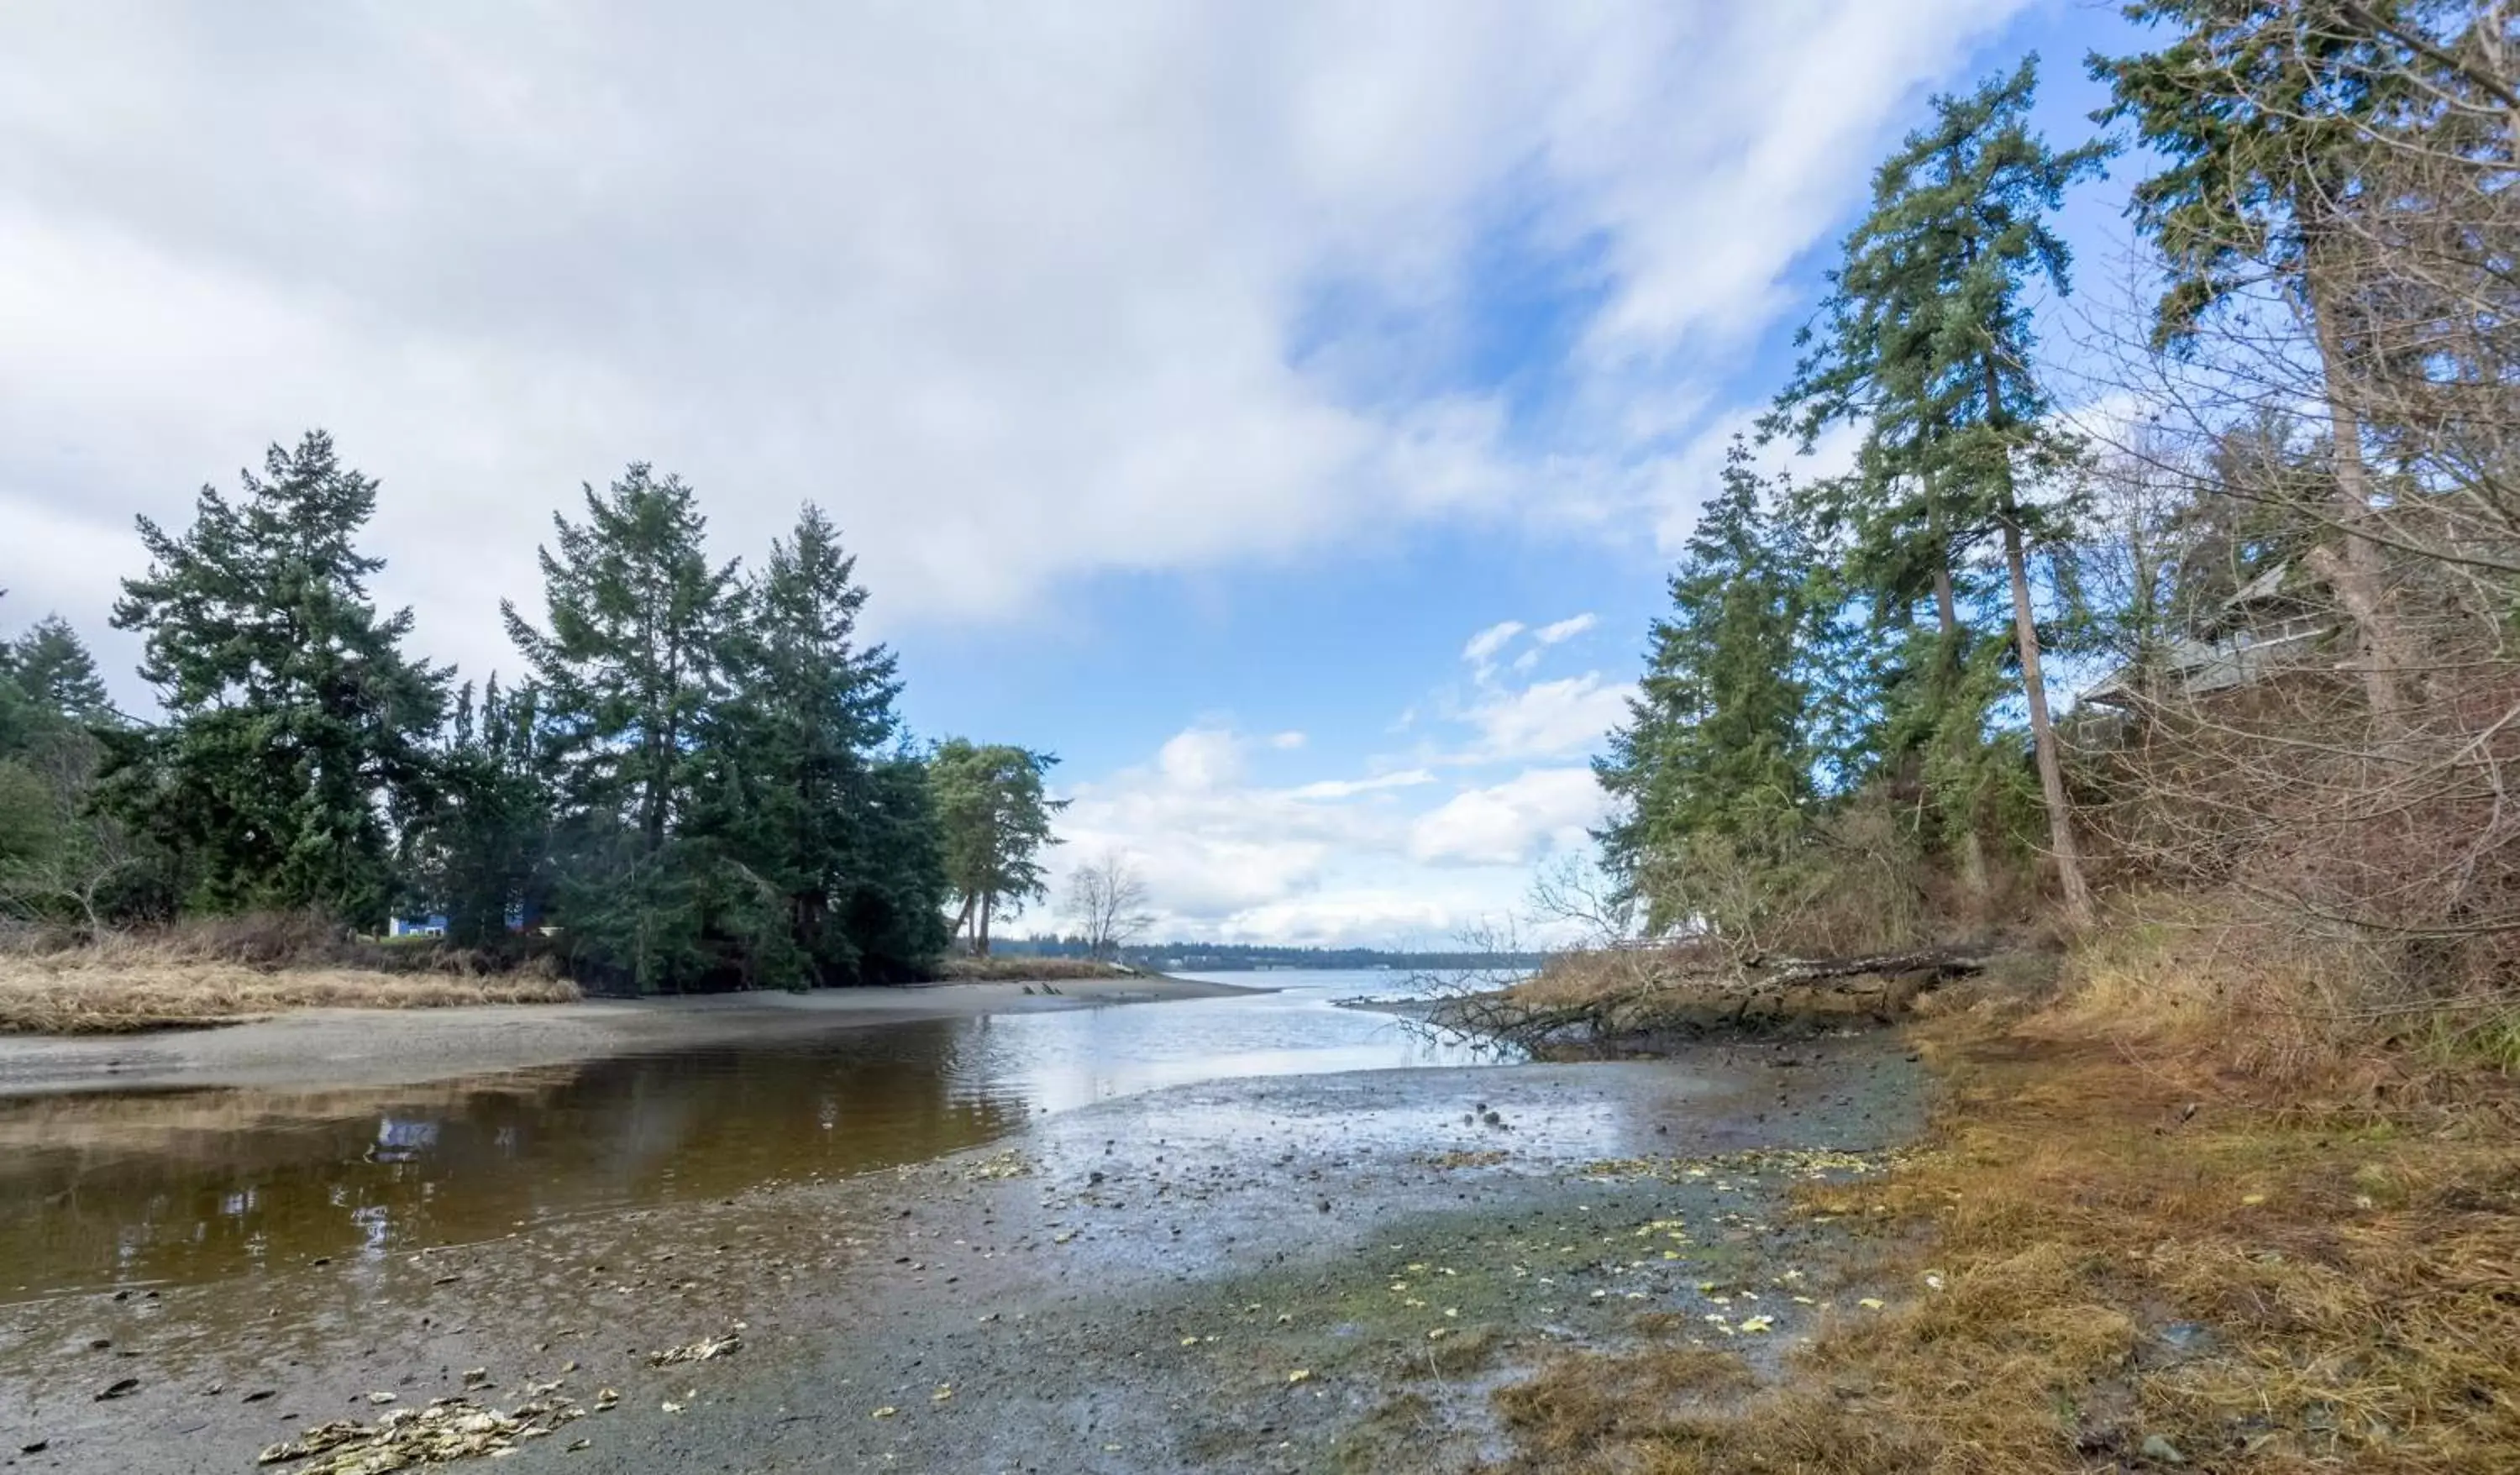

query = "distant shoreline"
[0,973,1263,1100]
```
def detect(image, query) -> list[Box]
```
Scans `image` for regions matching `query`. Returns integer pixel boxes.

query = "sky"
[0,1,2149,948]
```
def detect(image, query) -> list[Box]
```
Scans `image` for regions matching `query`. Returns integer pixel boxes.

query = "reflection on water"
[0,972,1502,1300]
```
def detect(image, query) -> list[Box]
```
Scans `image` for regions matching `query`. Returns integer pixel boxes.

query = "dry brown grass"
[0,911,580,1033]
[0,962,580,1033]
[1493,1347,1757,1468]
[1482,911,2520,1475]
[929,954,1132,983]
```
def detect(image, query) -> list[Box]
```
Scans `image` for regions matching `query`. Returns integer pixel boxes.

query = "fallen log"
[1751,947,1993,984]
[1422,943,1999,1053]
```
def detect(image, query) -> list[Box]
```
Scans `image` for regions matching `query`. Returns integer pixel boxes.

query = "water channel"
[0,972,1511,1302]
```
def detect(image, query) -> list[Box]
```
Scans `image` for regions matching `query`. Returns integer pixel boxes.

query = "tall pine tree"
[504,465,739,990]
[705,505,927,984]
[1596,441,1816,936]
[102,432,448,926]
[8,617,114,722]
[1773,59,2102,927]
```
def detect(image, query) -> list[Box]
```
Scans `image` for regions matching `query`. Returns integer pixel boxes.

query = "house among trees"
[2083,562,2338,711]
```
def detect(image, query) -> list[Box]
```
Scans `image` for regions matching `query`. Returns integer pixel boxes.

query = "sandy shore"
[0,974,1260,1098]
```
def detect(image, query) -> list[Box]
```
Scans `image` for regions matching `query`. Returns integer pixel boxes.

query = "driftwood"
[1427,945,1994,1052]
[1750,947,1994,984]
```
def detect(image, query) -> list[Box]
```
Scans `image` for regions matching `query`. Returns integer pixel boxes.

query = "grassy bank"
[0,915,579,1033]
[0,918,1147,1034]
[928,954,1137,983]
[1481,914,2520,1473]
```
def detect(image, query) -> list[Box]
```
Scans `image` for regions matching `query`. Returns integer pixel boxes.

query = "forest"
[0,449,1064,993]
[1592,4,2519,1034]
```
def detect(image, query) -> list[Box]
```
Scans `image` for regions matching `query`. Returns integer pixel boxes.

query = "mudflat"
[0,974,1259,1098]
[0,1033,1922,1475]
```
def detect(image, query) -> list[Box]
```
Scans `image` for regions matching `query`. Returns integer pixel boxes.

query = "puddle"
[0,972,1509,1301]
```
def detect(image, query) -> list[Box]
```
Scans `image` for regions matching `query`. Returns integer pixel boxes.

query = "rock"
[2139,1433,2187,1465]
[94,1377,139,1401]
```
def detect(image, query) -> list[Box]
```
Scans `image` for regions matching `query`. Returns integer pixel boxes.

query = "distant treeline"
[999,935,1546,973]
[0,438,1063,993]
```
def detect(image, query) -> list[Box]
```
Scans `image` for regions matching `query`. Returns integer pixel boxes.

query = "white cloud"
[1053,724,1603,942]
[0,1,2034,699]
[1535,612,1598,645]
[1286,770,1436,801]
[1268,730,1308,750]
[1462,674,1635,762]
[1462,620,1525,667]
[1409,768,1606,866]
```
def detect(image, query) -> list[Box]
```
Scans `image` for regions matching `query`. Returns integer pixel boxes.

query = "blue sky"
[0,1,2150,946]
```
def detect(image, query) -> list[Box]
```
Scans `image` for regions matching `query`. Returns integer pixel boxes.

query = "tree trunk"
[2000,510,2095,931]
[1924,474,1992,910]
[977,893,993,958]
[1978,357,2093,931]
[2302,255,2411,720]
[950,893,976,953]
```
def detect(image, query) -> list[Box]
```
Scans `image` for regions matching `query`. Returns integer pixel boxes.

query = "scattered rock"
[94,1377,139,1401]
[256,1390,591,1471]
[2140,1433,2187,1465]
[648,1331,742,1367]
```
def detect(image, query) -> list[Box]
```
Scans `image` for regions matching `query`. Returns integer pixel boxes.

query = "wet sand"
[0,1034,1923,1474]
[0,975,1260,1099]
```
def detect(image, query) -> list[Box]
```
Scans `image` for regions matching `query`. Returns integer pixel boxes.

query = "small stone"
[2140,1433,2187,1465]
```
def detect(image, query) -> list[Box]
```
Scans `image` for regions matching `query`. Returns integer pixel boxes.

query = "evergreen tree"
[1772,59,2103,927]
[929,740,1063,956]
[705,505,917,984]
[503,464,739,989]
[411,676,552,947]
[1595,443,1816,934]
[8,616,113,721]
[843,753,953,980]
[101,432,449,926]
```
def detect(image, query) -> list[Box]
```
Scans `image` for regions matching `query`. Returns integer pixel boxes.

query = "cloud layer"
[2,0,2025,692]
[0,3,2039,945]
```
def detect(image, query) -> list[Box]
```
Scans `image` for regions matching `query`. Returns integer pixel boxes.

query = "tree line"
[0,440,1065,991]
[1597,3,2520,996]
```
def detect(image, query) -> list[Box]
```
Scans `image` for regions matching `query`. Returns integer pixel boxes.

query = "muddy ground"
[0,1035,1924,1474]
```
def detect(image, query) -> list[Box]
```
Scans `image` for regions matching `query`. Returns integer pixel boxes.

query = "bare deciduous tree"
[1063,849,1156,962]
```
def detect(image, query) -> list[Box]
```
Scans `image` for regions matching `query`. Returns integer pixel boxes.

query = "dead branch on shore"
[1426,943,1993,1052]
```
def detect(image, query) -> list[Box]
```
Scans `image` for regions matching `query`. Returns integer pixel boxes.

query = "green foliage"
[929,739,1065,956]
[505,465,738,858]
[409,677,552,948]
[841,755,954,980]
[502,464,741,990]
[1758,60,2100,909]
[2092,0,2449,346]
[8,616,113,722]
[496,478,954,990]
[699,504,943,985]
[100,431,449,928]
[1595,442,1817,936]
[1777,55,2099,564]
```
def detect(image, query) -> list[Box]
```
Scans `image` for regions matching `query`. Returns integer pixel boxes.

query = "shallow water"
[0,971,1510,1301]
